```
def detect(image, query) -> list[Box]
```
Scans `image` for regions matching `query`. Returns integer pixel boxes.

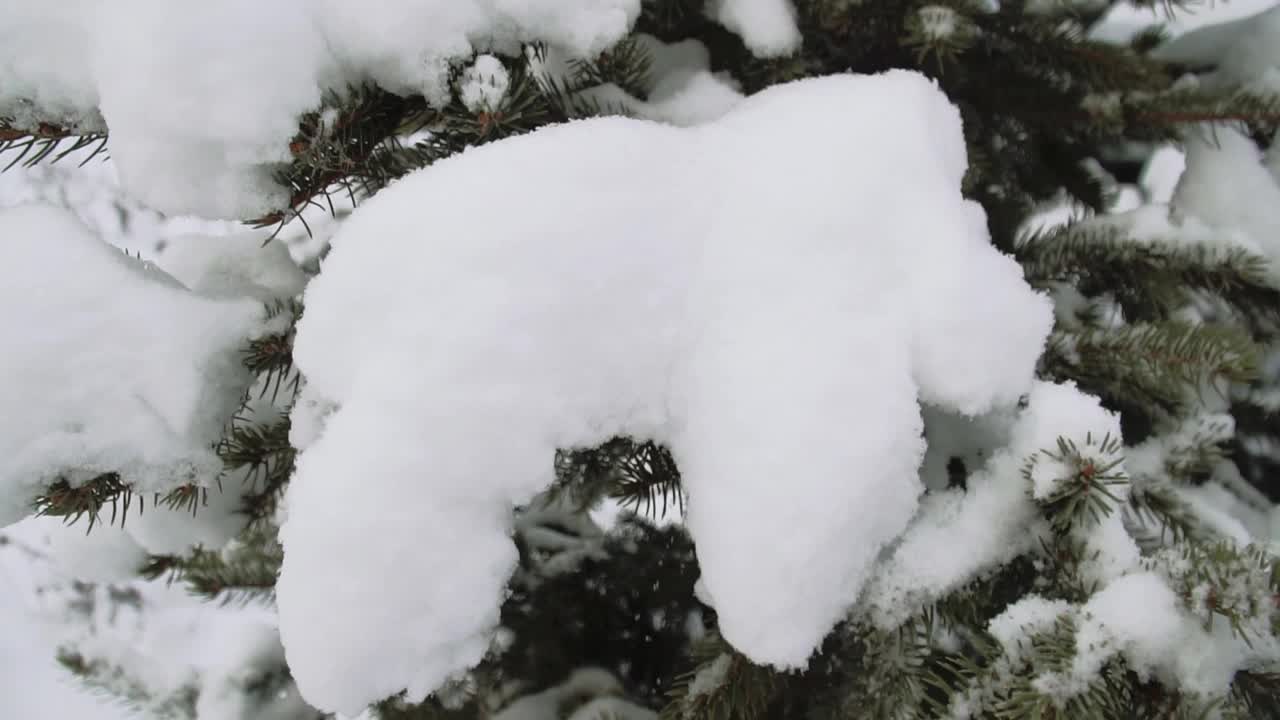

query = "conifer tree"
[1,1,1279,718]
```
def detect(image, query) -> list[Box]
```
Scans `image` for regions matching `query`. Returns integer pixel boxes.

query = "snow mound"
[277,70,1053,714]
[709,0,803,57]
[1,0,641,218]
[0,204,263,528]
[1152,4,1280,93]
[1172,126,1280,281]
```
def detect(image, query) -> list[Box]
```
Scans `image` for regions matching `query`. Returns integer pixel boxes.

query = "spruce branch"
[0,121,109,170]
[554,438,684,521]
[1126,479,1200,544]
[1227,670,1280,720]
[140,525,283,603]
[1044,323,1259,415]
[1150,542,1280,645]
[1027,433,1127,534]
[373,695,481,720]
[1037,534,1105,601]
[1124,89,1280,134]
[57,648,200,719]
[218,418,295,523]
[1018,223,1280,325]
[251,85,428,231]
[32,473,136,531]
[242,301,302,403]
[660,634,779,720]
[568,36,654,100]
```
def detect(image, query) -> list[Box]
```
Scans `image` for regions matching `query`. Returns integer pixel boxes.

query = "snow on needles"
[277,70,1055,714]
[864,380,1122,629]
[0,205,263,527]
[1,0,642,218]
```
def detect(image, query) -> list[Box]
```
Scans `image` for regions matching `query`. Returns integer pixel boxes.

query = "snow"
[1090,0,1280,46]
[459,55,512,114]
[1,0,642,218]
[192,619,314,720]
[25,515,147,583]
[917,6,960,41]
[0,204,264,528]
[918,404,1018,492]
[1,517,315,720]
[122,478,250,556]
[987,595,1073,661]
[685,653,733,699]
[0,0,101,131]
[153,232,306,302]
[707,0,802,57]
[1050,573,1186,696]
[1171,126,1280,279]
[570,35,744,127]
[1139,145,1186,205]
[276,70,1053,714]
[864,381,1119,629]
[1152,4,1280,93]
[0,572,140,720]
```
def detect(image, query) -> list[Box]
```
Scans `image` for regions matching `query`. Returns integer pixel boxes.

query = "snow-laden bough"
[277,70,1055,714]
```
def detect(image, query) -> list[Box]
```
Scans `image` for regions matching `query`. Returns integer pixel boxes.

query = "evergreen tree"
[2,1,1279,718]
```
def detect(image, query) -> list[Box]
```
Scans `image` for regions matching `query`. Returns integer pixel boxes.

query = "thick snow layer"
[0,0,101,130]
[1152,5,1280,92]
[153,232,307,302]
[864,381,1119,629]
[1091,0,1280,46]
[1,1,641,218]
[708,0,802,57]
[0,204,262,527]
[26,515,148,583]
[1172,127,1280,280]
[277,70,1052,713]
[1037,573,1186,698]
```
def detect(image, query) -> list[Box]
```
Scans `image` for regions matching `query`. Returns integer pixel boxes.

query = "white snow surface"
[1152,4,1280,93]
[459,55,512,113]
[1091,0,1280,46]
[29,514,148,583]
[1171,126,1280,281]
[277,70,1053,714]
[987,595,1073,661]
[707,0,802,57]
[155,232,307,303]
[1,0,642,218]
[864,380,1119,629]
[0,204,263,528]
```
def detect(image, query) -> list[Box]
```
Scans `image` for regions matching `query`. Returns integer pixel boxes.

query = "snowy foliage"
[0,0,816,220]
[277,70,1053,714]
[0,0,643,217]
[4,0,1280,718]
[0,205,263,526]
